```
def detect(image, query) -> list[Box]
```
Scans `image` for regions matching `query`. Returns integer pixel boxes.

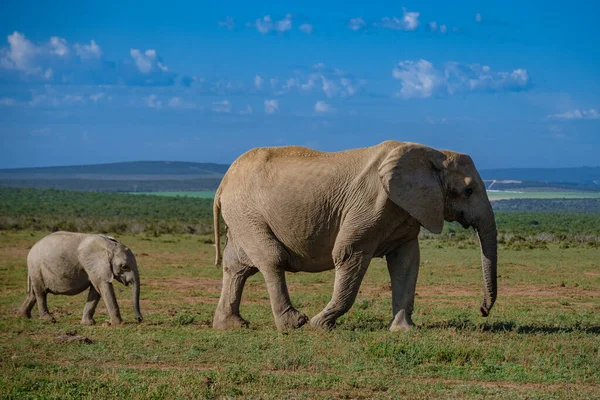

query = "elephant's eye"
[465,187,473,197]
[121,264,130,271]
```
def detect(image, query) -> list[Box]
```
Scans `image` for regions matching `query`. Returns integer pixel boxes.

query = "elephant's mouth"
[459,221,471,229]
[115,276,130,286]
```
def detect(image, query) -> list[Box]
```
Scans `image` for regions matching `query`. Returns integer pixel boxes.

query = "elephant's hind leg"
[213,245,258,330]
[81,286,100,325]
[17,291,36,318]
[32,284,55,323]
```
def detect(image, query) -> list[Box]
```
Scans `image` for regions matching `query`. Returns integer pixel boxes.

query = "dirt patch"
[416,376,600,392]
[54,330,92,345]
[583,272,600,278]
[146,277,222,293]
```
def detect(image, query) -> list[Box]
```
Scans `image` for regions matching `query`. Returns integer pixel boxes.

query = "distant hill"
[0,161,230,180]
[0,161,599,193]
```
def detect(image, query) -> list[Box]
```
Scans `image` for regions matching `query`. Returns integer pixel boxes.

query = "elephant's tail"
[213,190,222,267]
[26,271,31,293]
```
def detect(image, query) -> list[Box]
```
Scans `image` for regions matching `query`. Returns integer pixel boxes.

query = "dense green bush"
[0,188,214,236]
[1,188,599,246]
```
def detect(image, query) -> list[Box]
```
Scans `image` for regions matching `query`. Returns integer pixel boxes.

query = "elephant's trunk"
[132,269,143,323]
[475,209,497,317]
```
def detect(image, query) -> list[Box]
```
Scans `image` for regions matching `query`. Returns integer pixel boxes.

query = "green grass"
[1,231,599,399]
[130,191,217,198]
[486,191,600,200]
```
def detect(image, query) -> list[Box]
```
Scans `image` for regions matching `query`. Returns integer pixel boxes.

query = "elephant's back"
[27,232,84,271]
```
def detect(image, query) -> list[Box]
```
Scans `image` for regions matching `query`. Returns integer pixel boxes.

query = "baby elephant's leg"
[81,286,101,325]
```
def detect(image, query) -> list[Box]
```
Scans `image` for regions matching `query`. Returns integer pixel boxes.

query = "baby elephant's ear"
[378,143,446,234]
[78,236,114,285]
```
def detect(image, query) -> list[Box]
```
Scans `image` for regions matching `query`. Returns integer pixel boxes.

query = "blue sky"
[0,0,599,169]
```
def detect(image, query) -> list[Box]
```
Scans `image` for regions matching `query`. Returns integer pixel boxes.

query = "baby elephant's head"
[108,240,143,323]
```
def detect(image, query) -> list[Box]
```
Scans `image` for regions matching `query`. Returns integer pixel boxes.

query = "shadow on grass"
[427,319,600,334]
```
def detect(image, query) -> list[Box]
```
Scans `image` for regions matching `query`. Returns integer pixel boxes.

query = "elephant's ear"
[77,236,115,285]
[378,143,446,234]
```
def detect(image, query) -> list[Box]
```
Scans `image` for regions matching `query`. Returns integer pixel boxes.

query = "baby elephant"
[18,231,143,325]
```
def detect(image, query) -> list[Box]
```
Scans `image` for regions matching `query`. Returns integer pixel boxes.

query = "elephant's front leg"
[81,286,100,325]
[386,239,420,331]
[262,267,308,332]
[96,282,123,325]
[311,249,371,329]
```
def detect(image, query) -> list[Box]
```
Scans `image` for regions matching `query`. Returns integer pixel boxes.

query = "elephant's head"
[109,241,143,323]
[379,142,497,317]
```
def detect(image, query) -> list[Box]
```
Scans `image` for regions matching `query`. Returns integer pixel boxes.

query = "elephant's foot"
[275,308,308,332]
[40,313,56,323]
[81,318,96,326]
[16,309,32,319]
[213,312,249,330]
[389,309,415,332]
[310,312,337,330]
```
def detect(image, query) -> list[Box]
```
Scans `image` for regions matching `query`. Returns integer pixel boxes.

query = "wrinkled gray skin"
[17,231,143,326]
[212,141,497,332]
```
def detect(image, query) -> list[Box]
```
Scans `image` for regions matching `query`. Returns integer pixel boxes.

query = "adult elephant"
[212,141,497,332]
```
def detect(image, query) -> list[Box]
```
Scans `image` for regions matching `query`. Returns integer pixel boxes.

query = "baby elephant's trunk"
[132,270,143,323]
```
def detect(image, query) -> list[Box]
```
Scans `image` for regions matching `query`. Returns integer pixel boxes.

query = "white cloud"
[392,60,442,98]
[264,99,279,114]
[266,66,364,98]
[425,116,447,125]
[240,105,253,114]
[74,40,102,60]
[168,97,197,109]
[212,99,231,113]
[314,101,331,113]
[277,14,293,32]
[475,13,482,23]
[547,109,599,120]
[0,97,17,106]
[144,94,162,108]
[219,16,235,30]
[321,76,339,98]
[49,37,69,56]
[1,31,178,86]
[130,49,167,74]
[254,74,263,88]
[375,9,420,31]
[348,18,366,31]
[250,14,293,34]
[299,23,313,34]
[393,59,530,98]
[429,22,447,33]
[89,93,105,103]
[1,31,39,73]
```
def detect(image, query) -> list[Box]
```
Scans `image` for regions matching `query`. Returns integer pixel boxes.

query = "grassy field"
[1,231,599,399]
